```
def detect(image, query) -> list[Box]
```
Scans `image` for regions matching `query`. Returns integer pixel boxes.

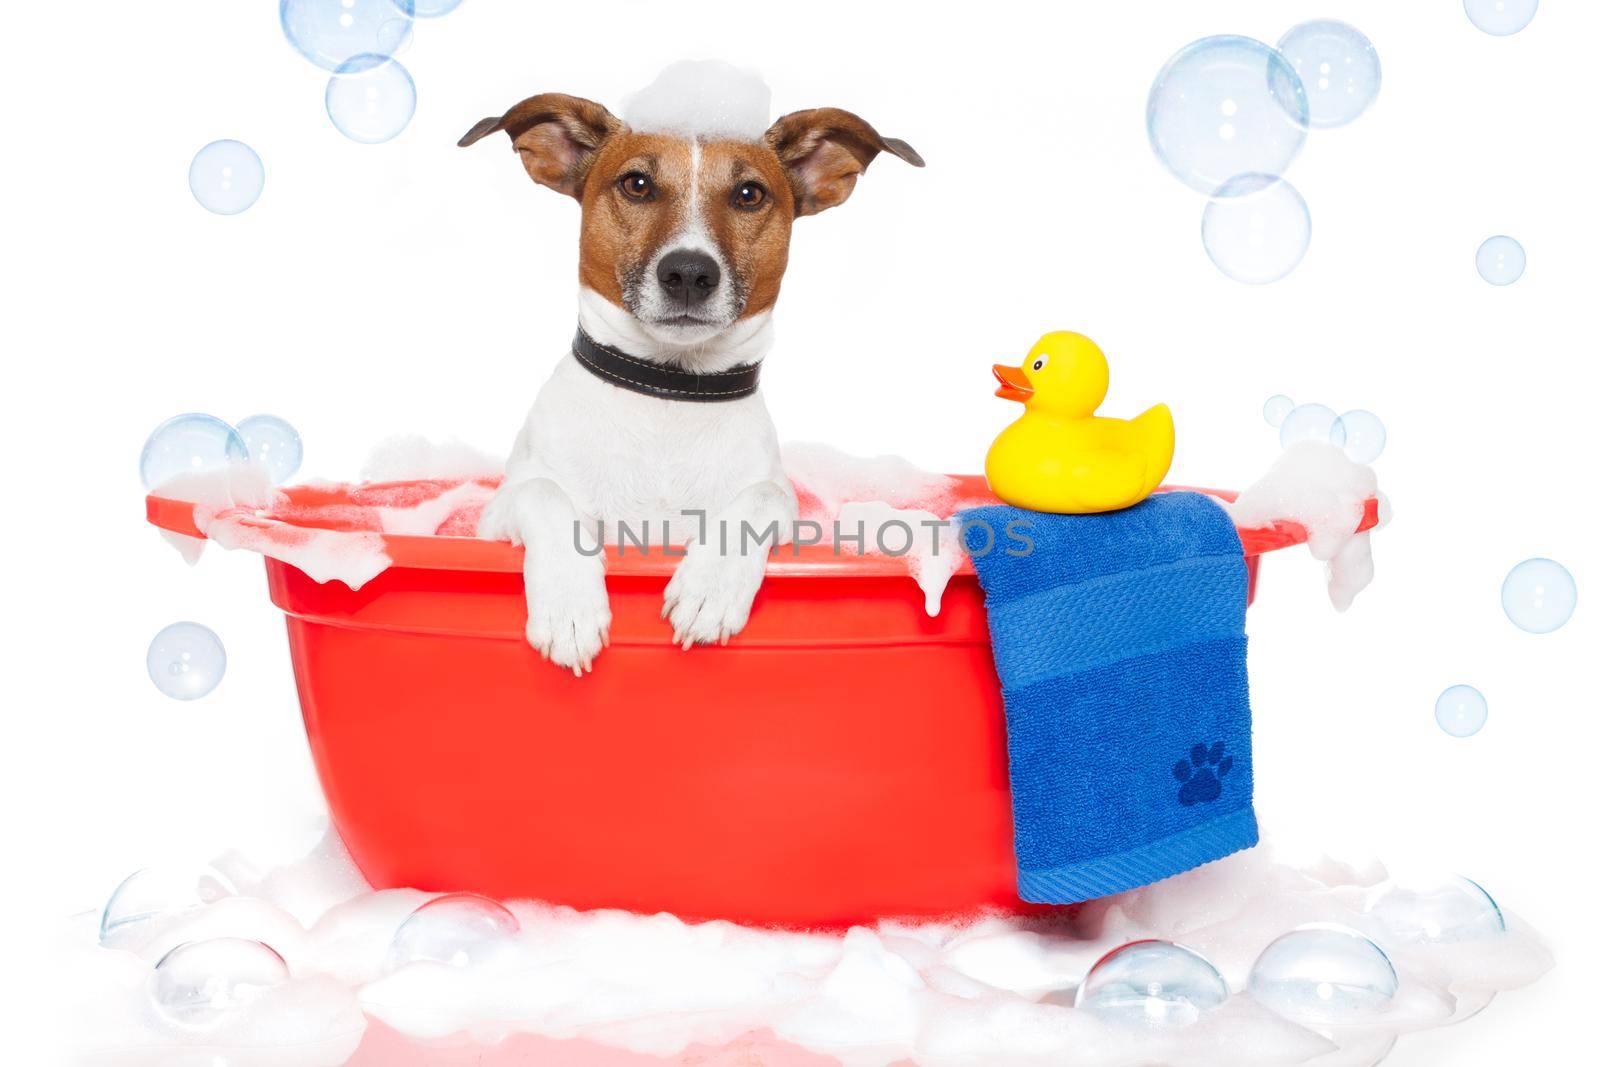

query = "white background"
[5,1,1597,1062]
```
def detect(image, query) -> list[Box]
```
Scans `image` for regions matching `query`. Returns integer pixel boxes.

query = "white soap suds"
[784,444,977,615]
[148,445,514,589]
[200,514,391,591]
[375,481,496,536]
[151,461,280,512]
[360,436,504,484]
[783,442,962,518]
[1326,530,1375,612]
[1226,443,1383,610]
[148,463,281,568]
[622,60,772,142]
[150,464,391,591]
[158,528,208,566]
[837,501,965,616]
[64,832,1549,1067]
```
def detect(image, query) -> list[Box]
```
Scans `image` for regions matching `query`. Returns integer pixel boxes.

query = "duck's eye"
[732,181,768,210]
[1031,356,1049,372]
[619,172,656,201]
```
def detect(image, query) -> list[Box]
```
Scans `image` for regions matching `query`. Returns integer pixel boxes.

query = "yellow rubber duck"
[985,332,1175,514]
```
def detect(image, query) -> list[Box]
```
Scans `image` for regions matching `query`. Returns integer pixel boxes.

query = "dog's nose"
[656,250,721,305]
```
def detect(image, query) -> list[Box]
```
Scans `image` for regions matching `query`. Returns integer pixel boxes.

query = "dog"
[460,82,922,674]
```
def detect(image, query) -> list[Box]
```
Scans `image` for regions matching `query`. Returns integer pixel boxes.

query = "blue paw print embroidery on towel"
[1173,742,1233,807]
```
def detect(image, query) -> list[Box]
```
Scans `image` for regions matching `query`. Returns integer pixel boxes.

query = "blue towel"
[961,492,1258,904]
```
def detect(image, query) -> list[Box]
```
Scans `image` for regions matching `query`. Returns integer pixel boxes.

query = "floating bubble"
[388,893,520,970]
[281,0,414,71]
[1502,558,1576,633]
[140,413,249,490]
[1465,0,1539,36]
[1368,875,1506,944]
[1333,410,1386,464]
[100,867,235,948]
[1476,235,1525,286]
[1249,925,1398,1025]
[1435,685,1488,738]
[1202,174,1311,284]
[1263,395,1295,427]
[1279,403,1348,449]
[1075,940,1229,1027]
[326,55,417,144]
[1275,20,1381,129]
[151,938,290,1027]
[147,623,227,701]
[408,0,465,14]
[237,414,304,485]
[188,141,265,216]
[1147,36,1309,196]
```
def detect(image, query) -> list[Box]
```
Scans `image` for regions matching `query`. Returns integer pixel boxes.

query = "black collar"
[571,328,763,402]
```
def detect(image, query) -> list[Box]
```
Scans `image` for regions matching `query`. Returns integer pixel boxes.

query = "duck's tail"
[1134,403,1176,498]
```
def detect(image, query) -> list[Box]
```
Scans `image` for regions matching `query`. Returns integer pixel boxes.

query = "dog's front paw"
[476,486,523,544]
[662,547,766,649]
[528,562,611,675]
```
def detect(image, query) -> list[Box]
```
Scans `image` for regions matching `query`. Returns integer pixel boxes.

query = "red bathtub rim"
[144,475,1380,578]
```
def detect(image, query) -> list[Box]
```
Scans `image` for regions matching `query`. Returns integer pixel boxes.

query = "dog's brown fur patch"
[575,134,691,307]
[699,141,795,319]
[461,94,921,323]
[571,134,797,320]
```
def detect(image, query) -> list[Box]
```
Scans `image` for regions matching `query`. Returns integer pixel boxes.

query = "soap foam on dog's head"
[622,59,772,142]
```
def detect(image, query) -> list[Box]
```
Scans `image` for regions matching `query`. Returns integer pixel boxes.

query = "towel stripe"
[1017,807,1260,904]
[962,496,1244,604]
[987,553,1247,690]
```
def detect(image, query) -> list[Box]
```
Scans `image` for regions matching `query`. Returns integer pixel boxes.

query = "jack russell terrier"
[460,77,922,674]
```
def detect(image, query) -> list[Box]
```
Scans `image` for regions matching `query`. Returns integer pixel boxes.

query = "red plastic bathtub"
[146,477,1378,928]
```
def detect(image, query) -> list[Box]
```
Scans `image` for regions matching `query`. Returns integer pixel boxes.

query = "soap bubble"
[388,893,520,970]
[1333,410,1386,464]
[147,623,227,701]
[151,938,290,1027]
[1279,403,1348,449]
[1249,925,1398,1025]
[188,141,265,216]
[280,0,414,71]
[1476,235,1526,285]
[1465,0,1539,36]
[100,867,235,948]
[237,414,304,485]
[326,55,417,144]
[1275,21,1381,129]
[140,413,249,490]
[1368,875,1506,943]
[1263,395,1295,427]
[1502,557,1577,633]
[1435,684,1488,738]
[1202,174,1311,284]
[1075,940,1229,1027]
[1147,36,1309,196]
[409,0,465,14]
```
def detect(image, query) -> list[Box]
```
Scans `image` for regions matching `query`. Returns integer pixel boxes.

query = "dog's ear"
[764,108,924,217]
[458,93,622,199]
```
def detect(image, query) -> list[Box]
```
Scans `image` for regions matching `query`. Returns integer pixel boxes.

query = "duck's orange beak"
[993,364,1033,403]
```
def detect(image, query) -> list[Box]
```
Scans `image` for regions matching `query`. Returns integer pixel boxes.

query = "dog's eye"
[619,172,655,201]
[732,181,768,210]
[1031,355,1049,372]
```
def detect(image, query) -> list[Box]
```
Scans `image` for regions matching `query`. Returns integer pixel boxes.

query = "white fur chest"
[505,354,788,533]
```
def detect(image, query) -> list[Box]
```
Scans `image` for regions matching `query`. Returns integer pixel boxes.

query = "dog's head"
[459,93,923,347]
